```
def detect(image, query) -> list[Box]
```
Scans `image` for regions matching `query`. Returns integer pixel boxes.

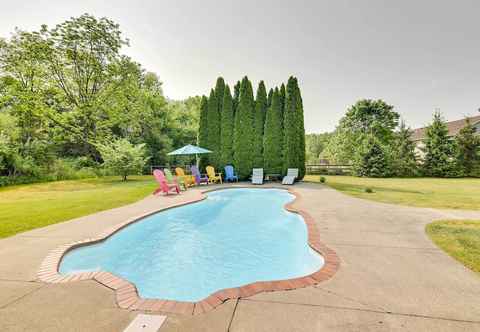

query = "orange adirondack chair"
[153,169,180,195]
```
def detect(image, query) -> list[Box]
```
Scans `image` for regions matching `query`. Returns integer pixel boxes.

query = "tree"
[263,88,283,174]
[96,139,150,181]
[455,117,480,176]
[267,88,273,108]
[252,81,267,167]
[391,121,418,177]
[197,95,209,168]
[206,89,220,168]
[233,76,255,179]
[305,133,332,163]
[283,76,306,178]
[279,83,286,126]
[215,77,225,115]
[220,85,234,168]
[354,136,390,177]
[422,112,454,177]
[233,80,241,116]
[294,78,306,179]
[324,99,399,164]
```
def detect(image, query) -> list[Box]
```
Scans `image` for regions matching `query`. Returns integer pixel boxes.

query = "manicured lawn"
[304,175,480,210]
[0,176,157,239]
[426,220,480,274]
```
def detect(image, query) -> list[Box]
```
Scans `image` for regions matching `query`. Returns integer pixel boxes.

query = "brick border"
[37,186,339,315]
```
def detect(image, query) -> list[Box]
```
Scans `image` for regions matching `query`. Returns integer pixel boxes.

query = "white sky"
[1,0,479,132]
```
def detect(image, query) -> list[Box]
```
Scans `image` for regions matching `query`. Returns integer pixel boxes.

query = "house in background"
[411,115,480,158]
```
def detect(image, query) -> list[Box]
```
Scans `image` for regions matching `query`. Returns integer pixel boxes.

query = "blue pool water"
[59,188,324,301]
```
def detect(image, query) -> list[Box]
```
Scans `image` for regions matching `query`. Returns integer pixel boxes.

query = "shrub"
[365,187,373,193]
[320,176,326,183]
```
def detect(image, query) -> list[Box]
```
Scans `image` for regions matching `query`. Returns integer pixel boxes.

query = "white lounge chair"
[251,168,264,185]
[282,168,298,185]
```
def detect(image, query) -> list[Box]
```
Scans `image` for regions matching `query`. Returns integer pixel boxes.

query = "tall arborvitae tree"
[455,117,480,176]
[294,78,306,179]
[198,95,209,168]
[220,85,234,169]
[422,112,453,177]
[206,88,220,168]
[215,77,225,115]
[233,80,241,116]
[267,88,273,108]
[252,81,267,167]
[279,83,286,127]
[233,76,255,179]
[263,88,283,174]
[283,77,299,174]
[391,121,418,177]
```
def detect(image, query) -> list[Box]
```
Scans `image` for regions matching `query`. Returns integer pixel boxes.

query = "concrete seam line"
[0,283,47,310]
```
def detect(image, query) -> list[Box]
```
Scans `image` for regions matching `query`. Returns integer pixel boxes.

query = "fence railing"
[305,164,353,175]
[150,164,192,174]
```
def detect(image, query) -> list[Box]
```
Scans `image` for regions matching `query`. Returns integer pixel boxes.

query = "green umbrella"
[167,144,212,167]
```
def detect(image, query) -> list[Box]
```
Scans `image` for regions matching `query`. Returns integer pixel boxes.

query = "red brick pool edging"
[36,186,339,315]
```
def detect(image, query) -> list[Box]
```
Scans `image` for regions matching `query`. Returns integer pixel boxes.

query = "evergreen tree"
[422,112,453,177]
[233,80,241,116]
[294,77,306,179]
[220,85,234,169]
[283,77,299,174]
[263,88,283,174]
[215,77,225,115]
[279,83,286,127]
[252,81,267,167]
[233,76,255,179]
[391,121,418,177]
[267,88,273,108]
[455,117,480,176]
[206,88,220,168]
[354,136,390,177]
[198,95,209,168]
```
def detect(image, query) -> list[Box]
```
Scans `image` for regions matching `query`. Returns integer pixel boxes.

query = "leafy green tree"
[279,83,286,126]
[391,121,418,177]
[263,88,283,174]
[422,112,454,177]
[206,89,220,167]
[354,136,390,177]
[305,133,332,163]
[96,139,150,181]
[197,95,209,169]
[252,81,267,167]
[233,76,255,179]
[220,85,234,168]
[324,99,399,164]
[455,117,480,176]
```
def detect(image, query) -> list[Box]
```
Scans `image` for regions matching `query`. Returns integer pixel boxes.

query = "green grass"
[0,176,157,239]
[426,220,480,274]
[304,175,480,210]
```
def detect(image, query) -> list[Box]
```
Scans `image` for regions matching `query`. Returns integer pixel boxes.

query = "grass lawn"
[426,220,480,274]
[0,176,157,239]
[304,175,480,210]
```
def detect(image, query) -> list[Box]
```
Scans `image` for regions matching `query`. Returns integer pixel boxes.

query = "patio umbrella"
[167,144,212,167]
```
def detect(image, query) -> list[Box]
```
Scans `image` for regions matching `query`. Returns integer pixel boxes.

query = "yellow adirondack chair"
[206,166,222,184]
[175,167,196,187]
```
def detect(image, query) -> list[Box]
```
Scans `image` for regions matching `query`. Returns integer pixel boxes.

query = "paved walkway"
[0,183,479,331]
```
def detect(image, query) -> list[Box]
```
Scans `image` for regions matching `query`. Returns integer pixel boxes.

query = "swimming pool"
[59,188,324,302]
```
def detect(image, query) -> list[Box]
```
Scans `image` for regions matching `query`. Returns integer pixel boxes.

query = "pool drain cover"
[123,314,167,332]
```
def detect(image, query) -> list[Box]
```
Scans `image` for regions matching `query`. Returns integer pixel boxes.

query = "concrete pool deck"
[1,182,480,331]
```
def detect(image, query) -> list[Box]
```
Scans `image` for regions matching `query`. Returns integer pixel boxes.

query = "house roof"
[411,115,480,141]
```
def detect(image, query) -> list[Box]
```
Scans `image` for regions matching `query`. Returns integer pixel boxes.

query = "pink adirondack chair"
[153,169,180,195]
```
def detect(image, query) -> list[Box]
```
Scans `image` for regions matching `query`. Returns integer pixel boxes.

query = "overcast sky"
[1,0,479,132]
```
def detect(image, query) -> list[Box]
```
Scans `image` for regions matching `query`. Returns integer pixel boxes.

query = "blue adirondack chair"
[224,165,239,182]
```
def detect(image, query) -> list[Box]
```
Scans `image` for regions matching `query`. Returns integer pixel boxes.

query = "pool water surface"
[59,188,324,302]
